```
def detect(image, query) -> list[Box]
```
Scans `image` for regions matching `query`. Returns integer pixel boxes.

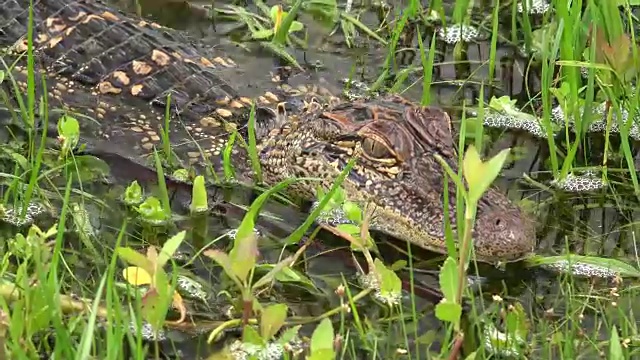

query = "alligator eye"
[361,137,396,161]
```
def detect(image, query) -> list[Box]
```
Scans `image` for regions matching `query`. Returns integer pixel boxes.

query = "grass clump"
[4,0,640,359]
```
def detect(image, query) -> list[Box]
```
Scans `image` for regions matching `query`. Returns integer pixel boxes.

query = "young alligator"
[0,0,536,264]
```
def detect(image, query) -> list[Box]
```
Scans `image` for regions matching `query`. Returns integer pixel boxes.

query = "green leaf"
[342,201,362,223]
[57,115,80,157]
[438,257,458,302]
[463,145,510,204]
[124,180,143,206]
[172,169,189,181]
[260,304,288,340]
[289,21,304,32]
[229,230,259,284]
[157,231,186,268]
[252,29,274,40]
[190,176,208,214]
[269,5,280,21]
[203,249,241,285]
[116,247,154,274]
[435,301,462,323]
[336,223,360,236]
[136,196,168,224]
[277,325,301,345]
[464,351,478,360]
[505,302,529,344]
[242,325,265,346]
[252,256,294,290]
[609,327,624,360]
[373,258,401,301]
[57,115,80,139]
[307,349,336,360]
[310,318,334,353]
[140,288,165,332]
[389,260,407,271]
[262,264,317,290]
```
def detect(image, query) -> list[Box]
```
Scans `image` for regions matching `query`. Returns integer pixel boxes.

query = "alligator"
[0,0,536,264]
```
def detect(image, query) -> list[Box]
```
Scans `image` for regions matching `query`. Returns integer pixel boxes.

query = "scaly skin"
[259,95,536,263]
[0,0,536,263]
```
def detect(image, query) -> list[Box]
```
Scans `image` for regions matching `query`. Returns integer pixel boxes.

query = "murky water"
[4,0,640,357]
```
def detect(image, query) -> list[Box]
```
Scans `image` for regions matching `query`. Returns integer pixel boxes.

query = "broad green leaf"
[278,325,301,345]
[310,318,334,353]
[464,351,477,360]
[116,247,154,274]
[252,29,274,40]
[505,302,529,344]
[157,231,186,268]
[373,258,401,300]
[438,257,458,302]
[172,169,189,181]
[57,115,80,139]
[342,202,362,223]
[336,224,360,236]
[289,21,304,32]
[270,265,316,289]
[609,327,624,360]
[124,180,143,206]
[203,249,241,286]
[526,254,640,278]
[141,285,174,332]
[253,257,301,290]
[229,230,259,283]
[463,146,510,204]
[390,260,407,271]
[190,176,208,214]
[260,304,288,340]
[242,325,265,346]
[269,5,281,22]
[435,301,462,323]
[307,349,336,360]
[136,196,168,224]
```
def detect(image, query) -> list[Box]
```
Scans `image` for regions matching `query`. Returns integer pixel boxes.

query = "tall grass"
[3,0,640,359]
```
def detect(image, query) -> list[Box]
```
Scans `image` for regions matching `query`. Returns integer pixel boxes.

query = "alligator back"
[0,0,289,174]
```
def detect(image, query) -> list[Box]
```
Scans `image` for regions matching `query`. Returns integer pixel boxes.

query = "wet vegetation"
[4,0,640,358]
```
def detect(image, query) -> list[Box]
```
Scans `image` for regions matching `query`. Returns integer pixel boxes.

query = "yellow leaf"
[166,291,186,325]
[274,5,283,33]
[122,266,152,286]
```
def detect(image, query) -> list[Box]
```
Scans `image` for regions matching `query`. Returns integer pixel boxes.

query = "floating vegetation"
[527,255,640,279]
[542,260,621,279]
[482,322,527,358]
[176,276,209,302]
[0,202,47,227]
[436,24,480,44]
[479,96,549,138]
[310,200,352,226]
[483,110,547,138]
[340,78,378,101]
[550,172,606,193]
[129,321,167,342]
[517,0,552,15]
[357,271,402,306]
[551,102,640,141]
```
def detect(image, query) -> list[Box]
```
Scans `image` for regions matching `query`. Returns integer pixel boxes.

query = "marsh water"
[7,0,640,358]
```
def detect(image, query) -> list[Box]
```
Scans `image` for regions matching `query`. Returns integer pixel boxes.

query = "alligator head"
[258,95,536,264]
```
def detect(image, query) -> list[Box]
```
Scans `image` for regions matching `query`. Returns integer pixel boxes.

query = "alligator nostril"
[495,219,502,226]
